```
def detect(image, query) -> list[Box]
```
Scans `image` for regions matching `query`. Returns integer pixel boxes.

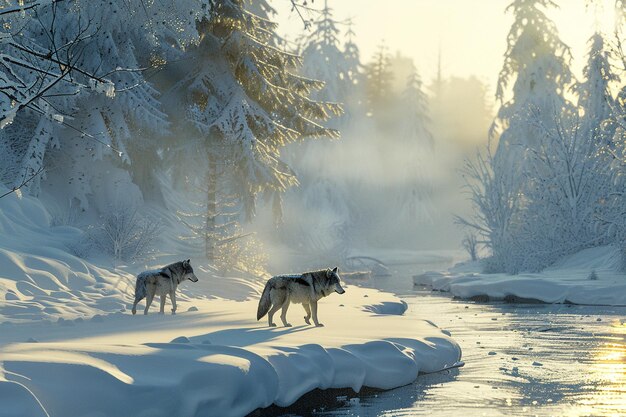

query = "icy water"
[272,260,626,417]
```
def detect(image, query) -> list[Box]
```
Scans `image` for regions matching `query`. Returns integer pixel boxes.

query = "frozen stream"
[266,259,626,417]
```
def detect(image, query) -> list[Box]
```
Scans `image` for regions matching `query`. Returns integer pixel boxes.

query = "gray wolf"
[256,267,345,327]
[131,259,198,315]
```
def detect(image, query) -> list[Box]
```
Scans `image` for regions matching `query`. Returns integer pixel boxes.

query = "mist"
[248,44,493,271]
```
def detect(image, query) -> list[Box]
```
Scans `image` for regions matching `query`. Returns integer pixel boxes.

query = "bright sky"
[273,0,619,97]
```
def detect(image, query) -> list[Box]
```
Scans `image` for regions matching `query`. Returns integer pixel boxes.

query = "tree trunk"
[205,152,217,263]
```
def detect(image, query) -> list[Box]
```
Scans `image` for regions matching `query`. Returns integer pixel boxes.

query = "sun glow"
[275,0,622,95]
[576,321,626,416]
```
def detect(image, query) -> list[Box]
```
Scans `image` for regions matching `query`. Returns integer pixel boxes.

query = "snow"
[0,187,461,417]
[415,246,626,306]
[88,78,116,98]
[0,188,134,322]
[0,287,461,416]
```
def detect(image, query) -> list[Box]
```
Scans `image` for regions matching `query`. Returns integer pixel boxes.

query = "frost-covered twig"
[0,0,64,16]
[0,166,43,199]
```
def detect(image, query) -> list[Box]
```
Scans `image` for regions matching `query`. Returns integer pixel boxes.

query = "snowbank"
[414,246,626,306]
[0,190,461,416]
[0,189,138,322]
[0,287,461,417]
[0,188,265,323]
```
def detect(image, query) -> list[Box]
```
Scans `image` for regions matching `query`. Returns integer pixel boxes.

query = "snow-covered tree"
[342,21,362,103]
[299,1,343,100]
[616,0,626,67]
[612,1,626,139]
[0,0,211,206]
[517,107,612,271]
[332,20,363,127]
[463,101,616,273]
[457,145,524,273]
[0,0,88,130]
[298,0,360,129]
[364,42,394,117]
[400,70,433,147]
[0,1,110,199]
[162,0,340,261]
[574,32,619,147]
[394,69,435,224]
[492,0,573,169]
[460,0,576,272]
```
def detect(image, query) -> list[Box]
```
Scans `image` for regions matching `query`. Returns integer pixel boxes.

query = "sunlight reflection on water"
[281,262,626,417]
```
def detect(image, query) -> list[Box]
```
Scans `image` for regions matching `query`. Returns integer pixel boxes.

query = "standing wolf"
[257,267,345,327]
[131,259,198,315]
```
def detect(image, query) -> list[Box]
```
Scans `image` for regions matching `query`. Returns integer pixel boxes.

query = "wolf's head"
[326,267,345,294]
[182,259,199,282]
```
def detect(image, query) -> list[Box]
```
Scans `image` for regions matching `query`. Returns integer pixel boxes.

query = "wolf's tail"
[256,281,272,321]
[134,275,147,302]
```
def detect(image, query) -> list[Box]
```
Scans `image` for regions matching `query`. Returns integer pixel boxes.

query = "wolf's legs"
[280,300,292,327]
[144,291,155,315]
[311,301,323,327]
[132,298,140,315]
[267,302,281,327]
[159,295,167,314]
[267,291,285,327]
[303,303,311,325]
[170,291,177,315]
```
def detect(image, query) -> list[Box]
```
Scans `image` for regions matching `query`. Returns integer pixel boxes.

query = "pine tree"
[163,0,340,261]
[340,20,363,123]
[394,69,435,225]
[493,0,573,168]
[343,21,362,91]
[364,42,394,117]
[575,32,619,147]
[460,0,575,273]
[401,70,433,147]
[299,0,351,128]
[612,1,626,136]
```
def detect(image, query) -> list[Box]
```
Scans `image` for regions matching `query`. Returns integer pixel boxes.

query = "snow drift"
[0,188,461,417]
[415,246,626,305]
[0,287,461,417]
[0,189,139,322]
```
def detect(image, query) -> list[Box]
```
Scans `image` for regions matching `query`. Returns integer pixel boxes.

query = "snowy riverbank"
[0,191,462,416]
[414,246,626,306]
[0,286,461,417]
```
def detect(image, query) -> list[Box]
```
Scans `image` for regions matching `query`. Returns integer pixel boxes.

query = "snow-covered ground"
[0,286,461,417]
[415,246,626,306]
[0,189,135,322]
[0,191,461,417]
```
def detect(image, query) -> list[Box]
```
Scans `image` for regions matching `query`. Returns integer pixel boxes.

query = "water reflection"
[275,263,626,417]
[570,320,626,417]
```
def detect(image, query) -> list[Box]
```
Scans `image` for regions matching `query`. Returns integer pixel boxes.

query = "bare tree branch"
[0,166,43,199]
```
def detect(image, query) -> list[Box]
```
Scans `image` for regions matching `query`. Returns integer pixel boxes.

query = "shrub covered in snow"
[88,201,162,262]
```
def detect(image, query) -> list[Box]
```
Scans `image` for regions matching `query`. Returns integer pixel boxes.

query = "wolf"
[131,259,198,315]
[256,267,345,327]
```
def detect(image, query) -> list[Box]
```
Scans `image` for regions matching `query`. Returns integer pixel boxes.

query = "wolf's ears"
[183,259,190,265]
[332,266,338,273]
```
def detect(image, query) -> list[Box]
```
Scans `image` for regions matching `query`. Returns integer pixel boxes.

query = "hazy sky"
[273,0,618,97]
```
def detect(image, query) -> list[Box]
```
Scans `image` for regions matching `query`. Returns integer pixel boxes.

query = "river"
[270,258,626,416]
